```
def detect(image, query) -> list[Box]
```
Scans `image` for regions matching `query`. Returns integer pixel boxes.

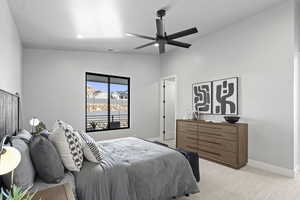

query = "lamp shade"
[0,146,21,175]
[29,117,40,127]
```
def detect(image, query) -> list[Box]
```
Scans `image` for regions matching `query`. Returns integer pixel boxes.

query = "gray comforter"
[73,137,199,200]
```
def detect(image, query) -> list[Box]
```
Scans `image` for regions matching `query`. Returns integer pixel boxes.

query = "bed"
[75,137,199,200]
[0,89,199,200]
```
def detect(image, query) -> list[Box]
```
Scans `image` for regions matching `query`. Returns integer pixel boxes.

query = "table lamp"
[29,117,40,133]
[0,135,21,196]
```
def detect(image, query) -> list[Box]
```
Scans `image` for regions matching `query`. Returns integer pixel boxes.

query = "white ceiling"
[8,0,284,55]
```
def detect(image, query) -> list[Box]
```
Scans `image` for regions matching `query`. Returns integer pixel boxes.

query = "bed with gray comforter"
[73,137,199,200]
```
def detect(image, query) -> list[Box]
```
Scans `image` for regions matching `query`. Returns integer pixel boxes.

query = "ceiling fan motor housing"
[157,9,166,18]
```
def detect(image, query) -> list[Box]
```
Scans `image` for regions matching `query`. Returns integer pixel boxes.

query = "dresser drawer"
[177,129,198,137]
[177,131,198,150]
[198,148,237,166]
[177,132,198,145]
[178,123,198,132]
[176,132,186,149]
[198,135,237,153]
[184,134,198,142]
[198,124,237,134]
[184,144,199,153]
[198,130,237,141]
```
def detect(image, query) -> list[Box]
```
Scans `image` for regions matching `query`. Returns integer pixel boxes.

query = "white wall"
[22,48,160,141]
[161,1,295,169]
[0,0,22,94]
[295,0,300,169]
[295,52,299,169]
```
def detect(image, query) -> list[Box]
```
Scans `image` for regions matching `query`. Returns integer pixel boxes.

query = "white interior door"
[164,80,176,140]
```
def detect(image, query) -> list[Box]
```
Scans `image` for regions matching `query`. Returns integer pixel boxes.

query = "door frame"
[160,75,177,141]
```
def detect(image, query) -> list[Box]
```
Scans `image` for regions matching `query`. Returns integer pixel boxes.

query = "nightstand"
[33,184,75,200]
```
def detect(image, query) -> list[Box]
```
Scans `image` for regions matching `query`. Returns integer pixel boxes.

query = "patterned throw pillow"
[49,120,84,171]
[78,131,104,163]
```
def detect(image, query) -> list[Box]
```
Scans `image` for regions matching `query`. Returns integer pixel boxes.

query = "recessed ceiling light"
[154,43,159,47]
[126,33,134,37]
[77,34,84,39]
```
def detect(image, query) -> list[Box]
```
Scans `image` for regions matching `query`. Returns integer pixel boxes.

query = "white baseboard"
[248,159,296,178]
[146,137,161,142]
[295,165,300,173]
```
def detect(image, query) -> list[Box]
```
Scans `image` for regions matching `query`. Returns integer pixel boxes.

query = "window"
[86,72,130,132]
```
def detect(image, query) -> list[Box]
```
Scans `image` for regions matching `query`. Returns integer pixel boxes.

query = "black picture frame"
[192,81,213,115]
[212,77,239,115]
[192,77,239,116]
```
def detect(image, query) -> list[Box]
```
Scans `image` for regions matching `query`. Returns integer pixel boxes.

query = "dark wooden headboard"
[0,89,20,139]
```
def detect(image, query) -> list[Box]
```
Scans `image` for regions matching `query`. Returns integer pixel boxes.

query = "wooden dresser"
[176,120,248,169]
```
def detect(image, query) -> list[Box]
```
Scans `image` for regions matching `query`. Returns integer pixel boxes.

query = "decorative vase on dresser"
[176,120,248,169]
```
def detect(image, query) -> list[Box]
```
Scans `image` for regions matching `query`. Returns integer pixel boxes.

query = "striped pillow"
[78,131,104,163]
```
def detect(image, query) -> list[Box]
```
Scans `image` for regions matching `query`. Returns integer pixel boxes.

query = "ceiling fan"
[127,9,198,54]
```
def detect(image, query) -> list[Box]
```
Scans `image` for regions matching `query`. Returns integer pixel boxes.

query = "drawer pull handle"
[179,129,197,132]
[200,126,221,130]
[186,145,198,151]
[186,136,197,140]
[199,132,222,137]
[185,129,198,132]
[199,149,221,156]
[198,139,221,145]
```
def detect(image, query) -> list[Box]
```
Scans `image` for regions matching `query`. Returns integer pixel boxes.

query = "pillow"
[39,129,50,135]
[78,131,104,163]
[2,137,35,190]
[17,129,32,142]
[49,120,84,171]
[29,134,65,183]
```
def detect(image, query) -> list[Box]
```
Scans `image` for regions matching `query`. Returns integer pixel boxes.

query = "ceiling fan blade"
[167,27,198,40]
[159,43,166,54]
[134,42,157,49]
[156,19,164,37]
[126,33,155,40]
[167,40,191,48]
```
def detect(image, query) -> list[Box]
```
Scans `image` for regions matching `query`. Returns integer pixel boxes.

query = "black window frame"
[85,72,130,132]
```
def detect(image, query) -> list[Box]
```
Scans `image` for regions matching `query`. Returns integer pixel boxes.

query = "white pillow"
[49,120,84,171]
[78,131,104,163]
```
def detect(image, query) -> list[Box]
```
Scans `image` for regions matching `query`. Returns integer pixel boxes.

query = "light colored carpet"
[179,159,300,200]
[161,140,300,200]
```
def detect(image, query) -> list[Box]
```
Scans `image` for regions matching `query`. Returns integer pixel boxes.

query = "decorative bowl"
[224,116,240,124]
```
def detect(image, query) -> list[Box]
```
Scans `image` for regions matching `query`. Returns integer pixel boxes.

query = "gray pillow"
[29,134,65,183]
[2,137,35,190]
[17,129,32,142]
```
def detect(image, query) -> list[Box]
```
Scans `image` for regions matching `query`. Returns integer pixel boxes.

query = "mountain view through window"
[86,73,130,132]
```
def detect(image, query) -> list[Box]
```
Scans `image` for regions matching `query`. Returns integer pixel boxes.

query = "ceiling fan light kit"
[127,9,198,54]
